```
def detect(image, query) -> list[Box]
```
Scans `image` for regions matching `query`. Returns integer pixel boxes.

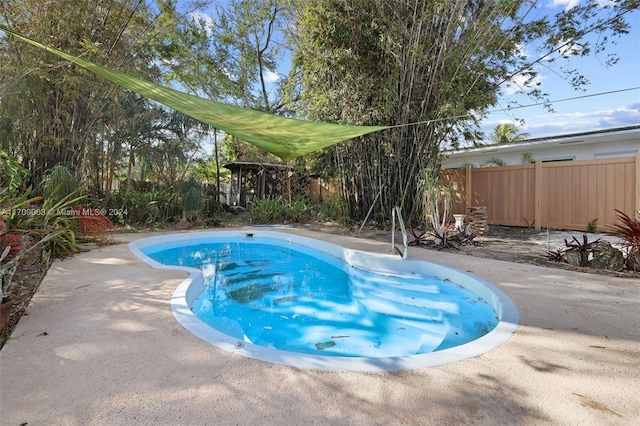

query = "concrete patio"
[1,229,638,425]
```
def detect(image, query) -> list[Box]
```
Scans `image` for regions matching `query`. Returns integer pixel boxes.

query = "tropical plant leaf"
[2,27,390,161]
[608,209,640,251]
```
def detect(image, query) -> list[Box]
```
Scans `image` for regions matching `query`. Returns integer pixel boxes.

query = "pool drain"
[234,341,244,348]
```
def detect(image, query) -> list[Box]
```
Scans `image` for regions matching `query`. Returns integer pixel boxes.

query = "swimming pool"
[129,230,519,371]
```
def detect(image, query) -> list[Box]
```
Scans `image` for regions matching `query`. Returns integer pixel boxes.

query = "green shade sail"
[2,27,390,161]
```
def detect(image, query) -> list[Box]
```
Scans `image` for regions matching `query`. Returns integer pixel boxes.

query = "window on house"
[594,150,638,160]
[541,157,575,163]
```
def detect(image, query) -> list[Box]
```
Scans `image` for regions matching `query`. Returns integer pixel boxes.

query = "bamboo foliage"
[294,0,523,223]
[0,0,162,187]
[292,0,637,225]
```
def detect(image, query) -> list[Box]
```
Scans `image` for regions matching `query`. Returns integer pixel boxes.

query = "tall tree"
[153,0,293,195]
[0,0,165,189]
[291,0,638,225]
[209,0,293,162]
[0,0,212,192]
[213,0,290,113]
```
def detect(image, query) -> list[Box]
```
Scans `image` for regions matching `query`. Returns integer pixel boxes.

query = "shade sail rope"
[1,27,390,161]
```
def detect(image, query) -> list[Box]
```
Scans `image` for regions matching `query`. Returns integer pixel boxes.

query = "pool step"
[350,278,451,347]
[250,320,444,357]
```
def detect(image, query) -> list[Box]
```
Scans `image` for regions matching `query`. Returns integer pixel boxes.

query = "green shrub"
[42,165,79,202]
[0,150,30,197]
[110,188,180,225]
[249,198,284,224]
[6,187,85,263]
[181,180,203,222]
[248,197,318,224]
[287,198,316,223]
[318,196,348,223]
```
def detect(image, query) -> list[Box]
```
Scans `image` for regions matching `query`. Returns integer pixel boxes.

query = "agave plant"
[430,228,460,250]
[454,225,480,246]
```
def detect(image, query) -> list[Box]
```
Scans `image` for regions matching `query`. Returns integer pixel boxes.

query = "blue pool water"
[144,237,499,358]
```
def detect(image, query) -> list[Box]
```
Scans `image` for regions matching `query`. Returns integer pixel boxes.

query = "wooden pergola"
[223,162,292,208]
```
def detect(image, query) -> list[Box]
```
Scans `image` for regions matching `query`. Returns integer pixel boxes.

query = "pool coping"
[129,229,519,372]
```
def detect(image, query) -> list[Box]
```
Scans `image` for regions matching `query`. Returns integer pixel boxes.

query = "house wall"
[442,128,640,169]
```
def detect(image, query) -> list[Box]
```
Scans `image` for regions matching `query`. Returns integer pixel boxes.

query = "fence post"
[535,160,542,230]
[465,165,472,212]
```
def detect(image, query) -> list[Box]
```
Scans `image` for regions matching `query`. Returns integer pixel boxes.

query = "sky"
[480,1,640,142]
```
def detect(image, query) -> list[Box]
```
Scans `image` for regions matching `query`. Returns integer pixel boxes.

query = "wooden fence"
[441,152,640,232]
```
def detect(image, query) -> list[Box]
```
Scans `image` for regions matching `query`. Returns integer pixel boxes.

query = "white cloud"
[263,69,280,83]
[548,0,580,10]
[480,102,640,140]
[540,103,639,123]
[520,102,640,136]
[501,73,544,95]
[596,0,615,7]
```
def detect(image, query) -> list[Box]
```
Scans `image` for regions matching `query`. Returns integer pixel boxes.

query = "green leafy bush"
[1,184,83,265]
[248,197,317,224]
[8,188,85,263]
[42,165,79,202]
[0,150,30,197]
[181,180,203,222]
[287,199,316,223]
[318,195,348,223]
[110,188,180,225]
[249,198,284,224]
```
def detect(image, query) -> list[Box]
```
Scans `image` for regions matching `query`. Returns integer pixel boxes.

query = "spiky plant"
[608,209,640,271]
[408,229,430,247]
[545,248,565,262]
[564,234,601,267]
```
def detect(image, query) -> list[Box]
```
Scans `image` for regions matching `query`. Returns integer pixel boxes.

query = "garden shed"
[223,162,292,209]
